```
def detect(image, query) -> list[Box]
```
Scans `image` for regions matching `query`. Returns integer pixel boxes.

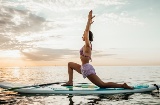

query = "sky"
[0,0,160,67]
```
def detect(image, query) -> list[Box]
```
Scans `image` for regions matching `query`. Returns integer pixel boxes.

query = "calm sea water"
[0,66,160,105]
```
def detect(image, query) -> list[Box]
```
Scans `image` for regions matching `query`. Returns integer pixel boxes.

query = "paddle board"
[0,82,159,95]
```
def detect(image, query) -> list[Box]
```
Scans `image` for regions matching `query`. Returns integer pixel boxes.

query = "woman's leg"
[87,74,133,89]
[62,62,81,86]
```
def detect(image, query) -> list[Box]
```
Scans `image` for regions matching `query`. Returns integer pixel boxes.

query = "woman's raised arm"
[84,10,95,47]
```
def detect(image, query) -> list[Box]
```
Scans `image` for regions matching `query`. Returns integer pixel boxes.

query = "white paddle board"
[0,82,159,95]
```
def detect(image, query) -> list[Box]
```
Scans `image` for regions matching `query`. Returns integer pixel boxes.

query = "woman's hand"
[88,10,95,25]
[85,10,95,31]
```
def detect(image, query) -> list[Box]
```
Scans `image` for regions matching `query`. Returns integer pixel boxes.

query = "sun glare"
[2,50,21,58]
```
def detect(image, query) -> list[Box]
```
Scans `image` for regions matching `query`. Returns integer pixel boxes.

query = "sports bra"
[80,45,92,61]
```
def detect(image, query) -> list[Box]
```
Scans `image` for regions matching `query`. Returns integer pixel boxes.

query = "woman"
[62,10,133,89]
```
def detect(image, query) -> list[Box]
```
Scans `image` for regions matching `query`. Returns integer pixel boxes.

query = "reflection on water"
[1,93,158,105]
[0,89,18,104]
[0,66,69,84]
[0,66,160,105]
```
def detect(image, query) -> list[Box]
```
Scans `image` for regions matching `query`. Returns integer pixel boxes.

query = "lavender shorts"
[81,63,96,78]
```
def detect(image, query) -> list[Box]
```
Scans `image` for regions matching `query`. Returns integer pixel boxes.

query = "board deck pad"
[0,82,159,95]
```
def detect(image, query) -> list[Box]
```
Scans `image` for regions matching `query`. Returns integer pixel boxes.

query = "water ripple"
[0,66,160,104]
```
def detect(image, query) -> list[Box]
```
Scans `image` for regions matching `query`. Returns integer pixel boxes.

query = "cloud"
[25,0,125,12]
[92,50,116,57]
[1,0,127,13]
[97,12,144,25]
[0,6,53,33]
[21,48,77,61]
[20,47,116,61]
[0,36,32,50]
[0,4,66,36]
[0,5,64,50]
[0,34,10,44]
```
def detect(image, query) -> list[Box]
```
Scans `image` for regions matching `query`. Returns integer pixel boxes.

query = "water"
[0,66,160,105]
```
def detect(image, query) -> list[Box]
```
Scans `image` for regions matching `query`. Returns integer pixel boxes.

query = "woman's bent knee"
[68,62,73,67]
[67,62,81,74]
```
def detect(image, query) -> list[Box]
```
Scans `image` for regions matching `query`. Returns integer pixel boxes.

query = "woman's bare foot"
[61,81,73,86]
[122,83,133,89]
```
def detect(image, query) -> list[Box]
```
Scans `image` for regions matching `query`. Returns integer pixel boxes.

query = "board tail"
[3,81,66,91]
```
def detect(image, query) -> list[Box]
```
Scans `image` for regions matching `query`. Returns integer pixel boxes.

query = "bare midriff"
[80,55,90,65]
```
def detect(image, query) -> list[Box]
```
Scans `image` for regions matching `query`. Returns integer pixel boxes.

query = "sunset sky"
[0,0,160,67]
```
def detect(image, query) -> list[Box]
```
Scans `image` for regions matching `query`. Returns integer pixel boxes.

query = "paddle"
[4,81,66,91]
